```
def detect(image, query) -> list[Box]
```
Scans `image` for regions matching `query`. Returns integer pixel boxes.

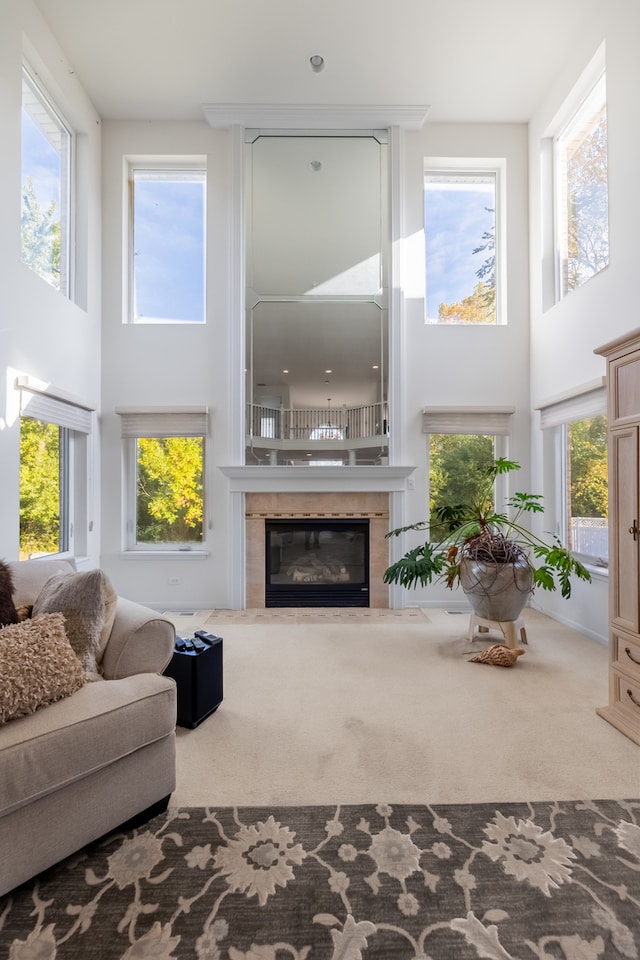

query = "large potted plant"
[384,458,591,618]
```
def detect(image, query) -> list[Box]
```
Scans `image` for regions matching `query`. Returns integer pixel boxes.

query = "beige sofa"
[0,559,177,897]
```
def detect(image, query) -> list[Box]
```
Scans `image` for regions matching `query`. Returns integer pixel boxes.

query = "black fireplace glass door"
[265,519,370,606]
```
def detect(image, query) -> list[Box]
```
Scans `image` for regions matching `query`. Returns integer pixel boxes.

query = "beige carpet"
[165,607,430,625]
[163,607,640,808]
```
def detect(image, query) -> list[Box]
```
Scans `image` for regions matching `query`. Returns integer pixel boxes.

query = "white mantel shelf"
[219,465,416,493]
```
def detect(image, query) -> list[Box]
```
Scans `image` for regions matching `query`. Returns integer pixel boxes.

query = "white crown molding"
[201,103,430,130]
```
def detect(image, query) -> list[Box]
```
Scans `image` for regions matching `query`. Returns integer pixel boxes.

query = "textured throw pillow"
[0,613,85,724]
[32,569,113,680]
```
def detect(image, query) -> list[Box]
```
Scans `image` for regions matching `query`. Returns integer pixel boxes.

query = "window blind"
[422,407,514,436]
[18,381,93,434]
[537,380,606,429]
[116,406,209,438]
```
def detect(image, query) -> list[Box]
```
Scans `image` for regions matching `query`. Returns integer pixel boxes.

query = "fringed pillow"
[0,613,85,724]
[32,569,115,680]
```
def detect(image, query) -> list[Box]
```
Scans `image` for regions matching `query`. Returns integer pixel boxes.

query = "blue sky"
[424,180,495,322]
[133,178,205,323]
[21,112,61,211]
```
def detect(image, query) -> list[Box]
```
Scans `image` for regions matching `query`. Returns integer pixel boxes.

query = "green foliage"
[21,177,61,289]
[428,434,494,540]
[136,437,204,543]
[19,418,61,558]
[384,457,591,598]
[569,416,608,518]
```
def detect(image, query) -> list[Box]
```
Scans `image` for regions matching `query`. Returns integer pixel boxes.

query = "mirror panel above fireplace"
[245,133,389,467]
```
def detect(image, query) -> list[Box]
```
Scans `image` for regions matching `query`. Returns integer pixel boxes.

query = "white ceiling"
[34,0,603,124]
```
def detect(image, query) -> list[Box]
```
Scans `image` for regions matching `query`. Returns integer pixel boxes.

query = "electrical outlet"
[167,577,180,586]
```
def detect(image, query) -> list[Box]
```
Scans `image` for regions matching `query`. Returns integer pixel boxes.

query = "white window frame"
[21,63,74,298]
[537,380,607,569]
[116,406,209,552]
[549,45,608,302]
[18,378,93,559]
[125,157,207,324]
[423,158,506,325]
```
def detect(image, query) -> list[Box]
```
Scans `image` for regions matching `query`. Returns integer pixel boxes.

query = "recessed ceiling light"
[309,55,325,73]
[282,369,289,374]
[372,364,379,369]
[325,369,332,374]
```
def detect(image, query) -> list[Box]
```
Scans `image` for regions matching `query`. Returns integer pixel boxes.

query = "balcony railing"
[246,402,388,444]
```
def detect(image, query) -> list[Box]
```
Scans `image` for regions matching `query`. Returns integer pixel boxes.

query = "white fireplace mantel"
[219,465,416,493]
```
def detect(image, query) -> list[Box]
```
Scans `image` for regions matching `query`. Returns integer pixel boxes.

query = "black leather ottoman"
[163,633,223,728]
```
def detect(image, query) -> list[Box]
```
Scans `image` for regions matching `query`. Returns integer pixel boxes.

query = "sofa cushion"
[0,672,176,818]
[0,614,86,724]
[8,558,76,609]
[32,569,115,680]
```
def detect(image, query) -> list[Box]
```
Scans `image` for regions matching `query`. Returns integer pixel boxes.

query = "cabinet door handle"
[628,520,639,540]
[625,646,640,666]
[627,689,640,709]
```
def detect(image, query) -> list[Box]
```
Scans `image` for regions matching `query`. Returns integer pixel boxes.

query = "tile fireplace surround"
[246,491,390,608]
[220,466,415,609]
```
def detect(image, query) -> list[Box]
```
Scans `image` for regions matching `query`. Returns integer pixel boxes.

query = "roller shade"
[537,380,606,429]
[422,406,514,436]
[116,406,209,438]
[18,381,93,434]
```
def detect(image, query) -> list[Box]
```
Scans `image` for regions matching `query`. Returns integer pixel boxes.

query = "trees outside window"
[19,418,68,559]
[428,434,495,541]
[21,67,71,294]
[566,415,608,563]
[556,74,609,296]
[135,437,204,544]
[424,167,500,324]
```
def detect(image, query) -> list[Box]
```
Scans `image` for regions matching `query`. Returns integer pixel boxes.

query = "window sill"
[120,550,209,560]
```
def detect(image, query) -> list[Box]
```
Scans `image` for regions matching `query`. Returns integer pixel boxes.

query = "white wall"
[0,0,102,564]
[391,122,531,608]
[100,120,236,606]
[528,2,640,641]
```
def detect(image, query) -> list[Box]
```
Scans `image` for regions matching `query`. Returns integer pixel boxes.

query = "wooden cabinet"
[595,328,640,745]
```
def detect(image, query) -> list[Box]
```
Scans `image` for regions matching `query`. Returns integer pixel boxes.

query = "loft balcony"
[245,401,389,465]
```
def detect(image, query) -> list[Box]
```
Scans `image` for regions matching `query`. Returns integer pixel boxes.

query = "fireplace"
[265,518,370,607]
[241,488,399,608]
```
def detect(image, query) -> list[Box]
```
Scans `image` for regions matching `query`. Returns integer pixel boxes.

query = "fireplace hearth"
[265,518,370,607]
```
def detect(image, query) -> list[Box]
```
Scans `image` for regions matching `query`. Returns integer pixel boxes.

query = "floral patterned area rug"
[2,801,640,959]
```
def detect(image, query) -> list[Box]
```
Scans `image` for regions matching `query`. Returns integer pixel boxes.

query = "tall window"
[565,416,608,564]
[424,164,503,324]
[135,438,204,545]
[21,66,72,294]
[428,434,495,541]
[539,385,607,566]
[117,408,208,549]
[20,418,68,558]
[129,163,206,323]
[18,383,93,560]
[556,73,609,297]
[423,406,513,542]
